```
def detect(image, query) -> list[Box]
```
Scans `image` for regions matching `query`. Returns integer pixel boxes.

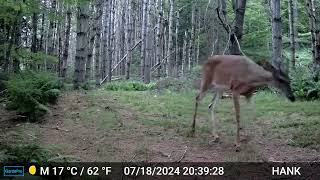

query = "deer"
[191,55,295,152]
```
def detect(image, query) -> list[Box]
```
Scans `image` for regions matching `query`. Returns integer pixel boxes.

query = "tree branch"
[100,39,142,85]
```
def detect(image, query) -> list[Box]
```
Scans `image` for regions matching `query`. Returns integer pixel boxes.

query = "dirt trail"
[2,91,320,162]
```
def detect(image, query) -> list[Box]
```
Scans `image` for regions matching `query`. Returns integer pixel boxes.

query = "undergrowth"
[6,71,61,121]
[104,81,156,91]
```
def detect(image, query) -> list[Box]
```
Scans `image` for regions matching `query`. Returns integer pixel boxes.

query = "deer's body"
[201,55,273,97]
[192,55,295,151]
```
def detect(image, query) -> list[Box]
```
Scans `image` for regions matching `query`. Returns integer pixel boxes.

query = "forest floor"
[1,89,320,162]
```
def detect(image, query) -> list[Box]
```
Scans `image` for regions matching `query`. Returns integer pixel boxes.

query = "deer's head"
[259,60,295,102]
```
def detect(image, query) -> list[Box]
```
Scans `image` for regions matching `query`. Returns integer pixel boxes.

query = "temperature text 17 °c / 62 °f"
[39,166,112,176]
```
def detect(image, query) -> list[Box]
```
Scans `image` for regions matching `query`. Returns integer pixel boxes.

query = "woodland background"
[0,0,320,163]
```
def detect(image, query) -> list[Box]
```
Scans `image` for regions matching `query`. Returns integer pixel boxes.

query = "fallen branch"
[40,125,70,132]
[176,146,188,162]
[151,51,176,73]
[100,39,142,85]
[216,7,229,33]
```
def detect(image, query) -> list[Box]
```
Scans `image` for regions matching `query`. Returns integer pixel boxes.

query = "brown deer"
[192,55,295,151]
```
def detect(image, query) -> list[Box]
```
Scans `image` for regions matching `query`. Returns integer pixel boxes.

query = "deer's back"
[203,55,272,91]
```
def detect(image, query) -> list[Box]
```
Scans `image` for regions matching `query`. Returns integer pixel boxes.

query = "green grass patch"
[104,81,156,91]
[92,89,320,151]
[79,106,120,130]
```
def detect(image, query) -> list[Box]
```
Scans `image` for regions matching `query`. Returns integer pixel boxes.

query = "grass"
[2,88,319,162]
[90,89,320,151]
[0,123,56,163]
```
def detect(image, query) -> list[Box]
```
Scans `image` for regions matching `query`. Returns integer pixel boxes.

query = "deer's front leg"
[208,91,222,143]
[232,93,241,152]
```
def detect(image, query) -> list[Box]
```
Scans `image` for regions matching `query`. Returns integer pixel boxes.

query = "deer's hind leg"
[232,92,241,152]
[209,91,222,143]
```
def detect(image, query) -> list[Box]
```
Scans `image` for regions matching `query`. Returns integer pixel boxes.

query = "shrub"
[290,66,320,100]
[105,81,155,91]
[6,71,60,121]
[0,144,54,163]
[0,72,9,92]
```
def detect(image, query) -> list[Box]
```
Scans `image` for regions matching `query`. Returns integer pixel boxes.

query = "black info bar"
[1,162,320,179]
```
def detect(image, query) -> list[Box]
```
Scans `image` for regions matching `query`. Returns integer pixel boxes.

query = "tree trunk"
[48,0,56,55]
[140,0,149,81]
[94,0,102,87]
[85,4,96,83]
[74,1,90,89]
[175,10,180,76]
[306,0,320,76]
[120,2,126,76]
[61,7,71,79]
[39,13,45,52]
[196,9,200,65]
[188,0,195,70]
[31,13,38,53]
[167,0,174,77]
[144,0,152,83]
[182,31,188,75]
[229,0,247,55]
[108,0,115,82]
[155,0,163,78]
[125,0,133,80]
[270,0,283,69]
[102,0,110,79]
[288,0,297,69]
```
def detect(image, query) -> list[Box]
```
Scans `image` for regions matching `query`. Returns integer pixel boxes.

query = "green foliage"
[0,72,9,91]
[0,144,54,163]
[14,49,58,64]
[290,66,320,100]
[104,81,156,91]
[6,71,61,121]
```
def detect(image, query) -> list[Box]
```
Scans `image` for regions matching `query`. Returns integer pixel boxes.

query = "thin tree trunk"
[102,0,110,79]
[271,0,282,69]
[155,0,163,78]
[288,0,297,69]
[125,0,133,80]
[48,0,56,55]
[144,0,152,83]
[120,1,126,76]
[39,13,45,51]
[188,0,195,70]
[306,0,320,76]
[108,0,115,82]
[31,13,38,53]
[94,0,102,87]
[61,7,71,79]
[182,31,188,74]
[167,0,174,77]
[175,10,180,76]
[196,10,200,65]
[85,3,96,83]
[140,0,149,81]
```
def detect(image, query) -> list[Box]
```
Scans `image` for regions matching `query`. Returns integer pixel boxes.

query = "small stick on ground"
[176,146,188,162]
[40,125,70,132]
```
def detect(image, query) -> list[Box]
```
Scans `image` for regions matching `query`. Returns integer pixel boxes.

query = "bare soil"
[1,91,319,162]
